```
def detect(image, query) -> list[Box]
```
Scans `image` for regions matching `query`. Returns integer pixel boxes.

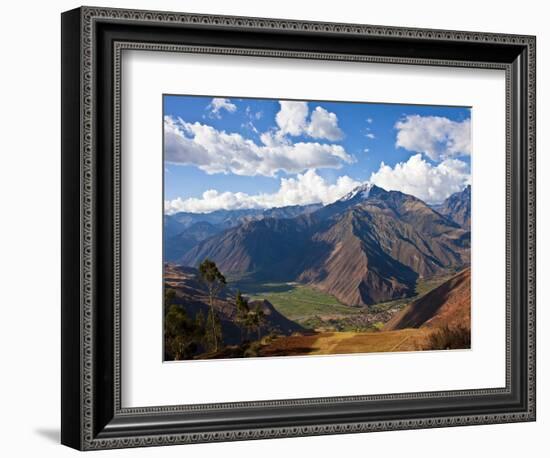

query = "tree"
[242,302,267,343]
[205,307,223,352]
[251,303,267,341]
[194,308,206,344]
[164,288,177,316]
[235,291,250,343]
[198,259,226,351]
[164,287,208,360]
[164,303,198,360]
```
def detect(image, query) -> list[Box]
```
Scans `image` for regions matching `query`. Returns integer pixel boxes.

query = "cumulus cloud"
[207,98,237,118]
[306,106,344,140]
[395,115,471,161]
[164,169,362,214]
[366,133,375,139]
[274,101,343,141]
[369,153,470,204]
[164,116,354,177]
[275,101,309,136]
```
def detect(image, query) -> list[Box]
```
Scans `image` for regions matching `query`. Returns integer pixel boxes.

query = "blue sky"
[163,95,471,214]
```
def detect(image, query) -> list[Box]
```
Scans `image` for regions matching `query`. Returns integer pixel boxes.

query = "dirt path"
[390,334,412,351]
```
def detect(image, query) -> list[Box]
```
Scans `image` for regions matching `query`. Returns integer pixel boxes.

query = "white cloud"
[164,116,354,177]
[369,153,470,204]
[164,169,362,214]
[367,118,373,124]
[274,101,343,141]
[306,106,344,141]
[275,101,309,136]
[395,115,471,161]
[366,133,375,139]
[207,98,237,118]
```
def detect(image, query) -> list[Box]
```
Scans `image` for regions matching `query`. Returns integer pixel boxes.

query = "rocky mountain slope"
[164,203,322,262]
[432,185,471,229]
[164,221,220,262]
[384,268,471,330]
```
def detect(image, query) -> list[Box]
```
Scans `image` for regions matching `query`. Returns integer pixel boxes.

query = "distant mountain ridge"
[432,185,471,229]
[164,203,322,262]
[166,203,322,232]
[181,185,471,307]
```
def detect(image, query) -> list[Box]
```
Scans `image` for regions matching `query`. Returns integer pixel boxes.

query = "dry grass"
[197,325,469,359]
[259,329,432,357]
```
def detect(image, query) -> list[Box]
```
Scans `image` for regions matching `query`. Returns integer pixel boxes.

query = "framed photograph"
[61,6,536,450]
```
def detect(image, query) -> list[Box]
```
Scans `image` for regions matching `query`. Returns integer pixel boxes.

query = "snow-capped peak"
[340,183,374,202]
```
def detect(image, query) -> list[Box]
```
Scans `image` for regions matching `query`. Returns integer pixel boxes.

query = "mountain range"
[170,184,471,307]
[164,203,322,261]
[165,203,322,236]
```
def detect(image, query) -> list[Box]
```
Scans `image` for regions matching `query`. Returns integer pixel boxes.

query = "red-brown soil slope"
[385,268,471,330]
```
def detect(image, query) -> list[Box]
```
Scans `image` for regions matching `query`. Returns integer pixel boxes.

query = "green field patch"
[241,282,361,322]
[230,280,297,295]
[414,273,457,296]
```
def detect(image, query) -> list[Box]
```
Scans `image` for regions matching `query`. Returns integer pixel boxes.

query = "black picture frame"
[61,6,536,450]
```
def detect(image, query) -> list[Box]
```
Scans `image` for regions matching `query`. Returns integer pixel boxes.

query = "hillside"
[164,221,220,262]
[384,268,471,330]
[164,264,304,344]
[181,217,311,281]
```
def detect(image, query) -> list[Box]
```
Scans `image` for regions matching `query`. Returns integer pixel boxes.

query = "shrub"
[426,324,471,350]
[244,341,263,357]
